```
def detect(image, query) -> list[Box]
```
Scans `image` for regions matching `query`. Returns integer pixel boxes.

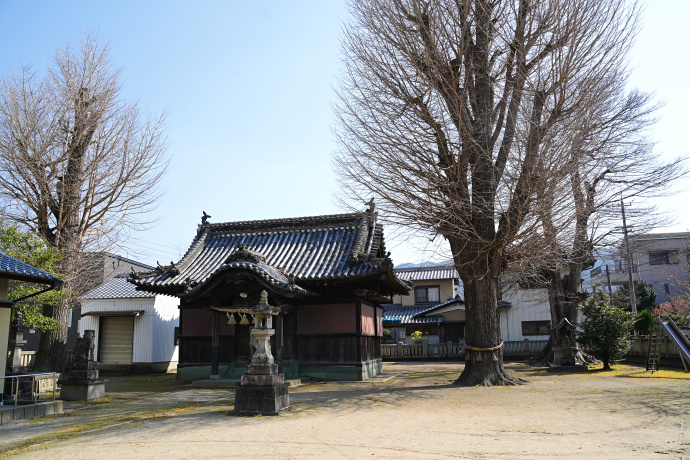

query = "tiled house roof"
[382,304,443,324]
[80,274,155,300]
[131,210,410,298]
[394,265,459,282]
[0,252,60,285]
[411,297,465,316]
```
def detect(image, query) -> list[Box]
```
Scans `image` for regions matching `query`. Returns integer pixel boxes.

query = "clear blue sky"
[0,1,688,266]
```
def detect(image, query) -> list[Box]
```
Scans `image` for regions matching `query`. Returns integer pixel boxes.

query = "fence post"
[423,342,428,359]
[447,341,452,357]
[397,341,403,358]
[524,338,530,354]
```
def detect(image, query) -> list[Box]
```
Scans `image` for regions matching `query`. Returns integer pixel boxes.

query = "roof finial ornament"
[201,211,211,225]
[366,197,375,214]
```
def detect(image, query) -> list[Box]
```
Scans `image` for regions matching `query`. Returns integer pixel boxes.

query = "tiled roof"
[0,252,60,285]
[412,297,465,316]
[80,274,155,300]
[382,304,443,324]
[105,253,155,271]
[131,210,410,298]
[394,265,459,281]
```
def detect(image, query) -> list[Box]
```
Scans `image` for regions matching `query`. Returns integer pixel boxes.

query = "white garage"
[79,274,180,373]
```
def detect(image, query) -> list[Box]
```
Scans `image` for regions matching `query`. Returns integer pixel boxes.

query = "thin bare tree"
[0,33,168,371]
[334,0,645,385]
[516,80,686,365]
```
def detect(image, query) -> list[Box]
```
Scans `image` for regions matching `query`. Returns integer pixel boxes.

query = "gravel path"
[1,363,688,459]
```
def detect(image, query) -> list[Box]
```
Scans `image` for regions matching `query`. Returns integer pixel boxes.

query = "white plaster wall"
[499,287,551,342]
[152,295,180,362]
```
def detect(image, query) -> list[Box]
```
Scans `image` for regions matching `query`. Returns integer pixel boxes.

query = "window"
[441,324,465,342]
[650,251,679,265]
[522,321,551,336]
[664,284,670,295]
[415,286,440,303]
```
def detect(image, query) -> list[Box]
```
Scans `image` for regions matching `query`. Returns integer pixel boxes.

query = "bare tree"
[0,33,168,371]
[523,81,686,365]
[334,0,644,385]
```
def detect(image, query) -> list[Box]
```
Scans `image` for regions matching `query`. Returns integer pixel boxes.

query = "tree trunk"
[33,301,68,373]
[455,276,523,386]
[531,271,598,366]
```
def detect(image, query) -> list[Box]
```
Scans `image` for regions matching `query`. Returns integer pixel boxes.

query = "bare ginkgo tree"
[514,82,685,365]
[334,0,654,385]
[0,33,168,371]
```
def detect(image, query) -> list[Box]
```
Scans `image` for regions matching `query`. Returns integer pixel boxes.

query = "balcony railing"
[590,264,637,277]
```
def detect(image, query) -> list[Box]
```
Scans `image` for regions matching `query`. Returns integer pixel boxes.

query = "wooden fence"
[627,335,690,364]
[382,339,548,360]
[19,350,74,369]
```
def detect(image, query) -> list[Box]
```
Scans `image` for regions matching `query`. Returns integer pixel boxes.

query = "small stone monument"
[59,330,108,400]
[6,313,28,374]
[551,317,578,367]
[233,291,289,416]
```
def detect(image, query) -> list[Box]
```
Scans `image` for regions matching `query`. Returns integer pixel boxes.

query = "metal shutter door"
[100,316,134,364]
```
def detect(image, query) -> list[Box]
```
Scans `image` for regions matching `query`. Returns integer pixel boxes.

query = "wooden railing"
[382,339,547,360]
[18,350,74,369]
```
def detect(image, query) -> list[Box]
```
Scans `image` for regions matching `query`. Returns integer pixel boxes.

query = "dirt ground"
[1,362,688,459]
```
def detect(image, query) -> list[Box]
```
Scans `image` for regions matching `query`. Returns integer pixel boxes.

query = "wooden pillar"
[276,312,283,373]
[211,310,219,379]
[355,301,362,362]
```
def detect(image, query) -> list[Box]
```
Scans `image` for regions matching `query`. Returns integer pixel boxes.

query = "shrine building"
[130,206,410,381]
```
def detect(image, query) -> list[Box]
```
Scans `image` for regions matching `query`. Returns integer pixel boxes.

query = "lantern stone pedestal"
[233,292,289,416]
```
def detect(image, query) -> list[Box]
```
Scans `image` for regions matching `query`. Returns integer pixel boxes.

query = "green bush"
[382,328,392,343]
[634,309,654,336]
[579,290,634,370]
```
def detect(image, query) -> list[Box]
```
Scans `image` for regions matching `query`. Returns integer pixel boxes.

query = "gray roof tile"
[80,275,155,300]
[382,304,443,324]
[132,211,410,297]
[395,265,459,281]
[0,252,59,285]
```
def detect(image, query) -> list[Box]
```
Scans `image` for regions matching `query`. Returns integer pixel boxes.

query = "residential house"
[590,232,690,304]
[383,264,553,345]
[498,281,552,342]
[22,253,155,362]
[130,208,410,381]
[78,274,179,373]
[384,265,465,344]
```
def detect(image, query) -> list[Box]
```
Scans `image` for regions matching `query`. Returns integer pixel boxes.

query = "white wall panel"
[152,295,180,362]
[499,287,551,342]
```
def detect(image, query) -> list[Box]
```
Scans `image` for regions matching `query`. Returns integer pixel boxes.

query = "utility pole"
[620,196,637,313]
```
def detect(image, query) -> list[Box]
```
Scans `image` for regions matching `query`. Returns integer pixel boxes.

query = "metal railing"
[0,372,58,408]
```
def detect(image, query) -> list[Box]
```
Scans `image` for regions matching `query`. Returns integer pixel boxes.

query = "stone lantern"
[233,290,289,415]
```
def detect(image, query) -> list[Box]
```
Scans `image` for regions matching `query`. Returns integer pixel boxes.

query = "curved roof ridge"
[202,211,366,232]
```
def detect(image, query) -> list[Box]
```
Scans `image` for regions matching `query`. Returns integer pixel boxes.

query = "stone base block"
[240,373,284,387]
[59,381,107,401]
[66,369,99,381]
[247,363,278,375]
[233,383,289,416]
